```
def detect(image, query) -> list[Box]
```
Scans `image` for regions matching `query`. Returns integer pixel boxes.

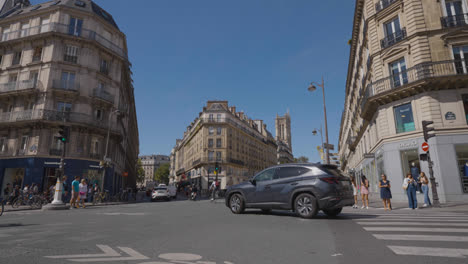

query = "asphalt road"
[0,198,467,264]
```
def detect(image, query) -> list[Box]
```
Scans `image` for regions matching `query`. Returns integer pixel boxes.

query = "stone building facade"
[170,101,277,190]
[275,112,293,163]
[139,154,169,187]
[0,0,139,195]
[339,0,468,202]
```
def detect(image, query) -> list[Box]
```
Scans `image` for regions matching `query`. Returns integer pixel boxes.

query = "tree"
[293,156,309,163]
[136,159,145,185]
[154,163,170,185]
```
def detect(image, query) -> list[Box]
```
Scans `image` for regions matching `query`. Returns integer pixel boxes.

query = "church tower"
[275,111,293,163]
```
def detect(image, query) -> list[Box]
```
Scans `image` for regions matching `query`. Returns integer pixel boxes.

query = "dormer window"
[75,0,86,7]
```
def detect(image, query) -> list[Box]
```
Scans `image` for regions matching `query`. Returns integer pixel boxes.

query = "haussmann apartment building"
[170,101,278,191]
[339,0,468,203]
[0,0,139,196]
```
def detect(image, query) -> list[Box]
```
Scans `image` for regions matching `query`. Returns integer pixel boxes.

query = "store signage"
[421,142,429,152]
[445,112,456,120]
[123,172,128,177]
[399,140,418,149]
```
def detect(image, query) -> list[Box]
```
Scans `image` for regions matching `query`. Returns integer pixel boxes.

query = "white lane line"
[374,234,468,242]
[364,227,468,233]
[388,245,468,258]
[349,213,468,217]
[46,245,120,258]
[356,218,468,222]
[357,222,468,227]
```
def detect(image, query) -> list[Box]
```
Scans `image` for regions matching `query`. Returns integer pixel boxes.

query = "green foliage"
[154,163,170,185]
[136,159,145,184]
[293,156,309,163]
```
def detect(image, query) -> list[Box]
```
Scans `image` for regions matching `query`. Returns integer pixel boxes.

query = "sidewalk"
[354,194,468,213]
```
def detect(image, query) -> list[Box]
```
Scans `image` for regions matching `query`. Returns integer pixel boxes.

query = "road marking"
[98,212,146,216]
[45,245,120,259]
[159,253,202,261]
[363,227,468,233]
[70,247,149,262]
[357,222,468,226]
[356,218,468,222]
[388,245,468,258]
[374,234,468,242]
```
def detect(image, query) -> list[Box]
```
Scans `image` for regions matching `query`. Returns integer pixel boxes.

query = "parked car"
[224,163,354,218]
[152,187,171,201]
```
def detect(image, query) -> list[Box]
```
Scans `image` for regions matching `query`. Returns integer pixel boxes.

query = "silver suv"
[225,164,354,218]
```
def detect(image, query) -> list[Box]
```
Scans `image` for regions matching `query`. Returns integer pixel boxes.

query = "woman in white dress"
[78,179,88,208]
[351,176,359,209]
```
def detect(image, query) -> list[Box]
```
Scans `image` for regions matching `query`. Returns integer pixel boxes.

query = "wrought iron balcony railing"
[52,80,79,91]
[441,13,468,28]
[92,88,114,103]
[381,28,407,49]
[0,23,127,60]
[0,109,121,133]
[375,0,398,13]
[0,79,40,93]
[361,59,462,113]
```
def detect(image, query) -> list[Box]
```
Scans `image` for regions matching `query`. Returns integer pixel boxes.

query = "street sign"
[422,142,429,152]
[44,162,61,165]
[363,153,375,159]
[323,143,335,150]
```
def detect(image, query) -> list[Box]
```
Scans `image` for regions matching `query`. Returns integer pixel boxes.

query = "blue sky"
[33,0,355,162]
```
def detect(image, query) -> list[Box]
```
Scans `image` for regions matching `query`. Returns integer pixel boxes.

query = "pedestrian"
[62,176,69,203]
[49,184,55,201]
[70,176,80,208]
[31,183,39,194]
[350,176,358,209]
[23,184,29,194]
[78,179,87,208]
[419,172,431,207]
[87,183,93,203]
[403,173,418,209]
[379,174,392,211]
[360,175,369,209]
[3,183,11,199]
[9,185,20,204]
[210,181,217,201]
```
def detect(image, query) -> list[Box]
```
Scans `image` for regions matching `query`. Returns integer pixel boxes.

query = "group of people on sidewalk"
[350,171,432,210]
[60,176,99,209]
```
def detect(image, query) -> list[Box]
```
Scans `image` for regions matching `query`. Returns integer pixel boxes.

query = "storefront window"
[394,103,415,133]
[376,153,385,176]
[2,168,25,193]
[400,149,420,180]
[455,144,468,193]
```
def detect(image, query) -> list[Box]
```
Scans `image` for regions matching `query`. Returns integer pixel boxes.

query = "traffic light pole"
[426,150,441,207]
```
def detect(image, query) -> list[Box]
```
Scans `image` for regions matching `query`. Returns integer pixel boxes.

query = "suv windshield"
[155,187,167,190]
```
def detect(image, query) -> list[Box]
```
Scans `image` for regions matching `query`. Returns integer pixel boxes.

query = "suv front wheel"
[294,193,318,219]
[229,194,245,214]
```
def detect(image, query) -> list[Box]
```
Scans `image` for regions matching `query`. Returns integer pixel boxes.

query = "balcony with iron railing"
[360,59,468,121]
[0,109,121,133]
[92,88,114,104]
[381,28,407,49]
[0,79,41,94]
[375,0,399,13]
[0,23,127,60]
[52,80,79,92]
[441,13,468,28]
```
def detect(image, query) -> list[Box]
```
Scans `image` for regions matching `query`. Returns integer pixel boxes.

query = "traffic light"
[214,162,219,174]
[422,120,435,142]
[58,126,70,143]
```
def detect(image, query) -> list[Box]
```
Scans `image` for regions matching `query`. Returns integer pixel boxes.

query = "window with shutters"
[68,17,83,36]
[12,51,21,65]
[40,17,50,33]
[32,46,42,62]
[64,45,78,63]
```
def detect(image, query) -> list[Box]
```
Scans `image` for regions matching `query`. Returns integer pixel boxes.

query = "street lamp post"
[308,76,330,165]
[101,109,120,192]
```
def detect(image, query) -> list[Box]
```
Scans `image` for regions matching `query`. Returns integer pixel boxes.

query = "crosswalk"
[353,212,468,258]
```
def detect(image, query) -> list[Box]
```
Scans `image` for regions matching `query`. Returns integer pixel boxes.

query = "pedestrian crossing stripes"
[353,214,468,258]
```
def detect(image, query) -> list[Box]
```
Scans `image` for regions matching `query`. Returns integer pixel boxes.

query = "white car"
[152,187,171,201]
[159,184,177,199]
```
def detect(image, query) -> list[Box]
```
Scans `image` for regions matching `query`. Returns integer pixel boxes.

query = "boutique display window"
[400,149,420,180]
[2,168,25,192]
[455,144,468,193]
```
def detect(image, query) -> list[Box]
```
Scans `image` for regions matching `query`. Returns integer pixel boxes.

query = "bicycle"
[93,190,110,205]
